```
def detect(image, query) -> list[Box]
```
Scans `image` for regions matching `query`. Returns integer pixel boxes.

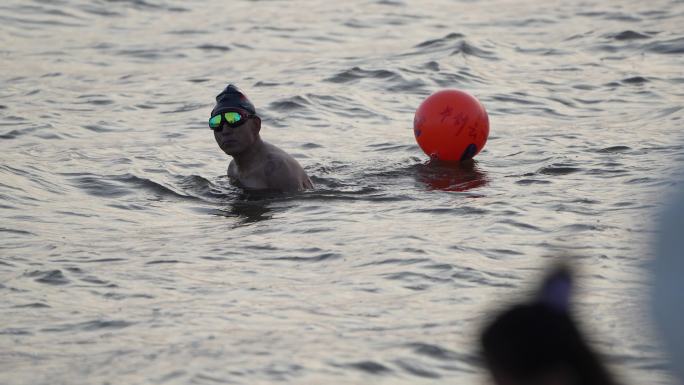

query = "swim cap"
[211,84,256,116]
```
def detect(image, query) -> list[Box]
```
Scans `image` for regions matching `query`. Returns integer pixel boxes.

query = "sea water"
[1,0,684,384]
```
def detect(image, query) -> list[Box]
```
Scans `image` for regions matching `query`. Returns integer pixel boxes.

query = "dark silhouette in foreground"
[652,186,684,382]
[480,266,619,385]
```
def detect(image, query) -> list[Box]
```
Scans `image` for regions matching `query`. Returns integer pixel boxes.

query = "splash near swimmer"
[414,89,489,162]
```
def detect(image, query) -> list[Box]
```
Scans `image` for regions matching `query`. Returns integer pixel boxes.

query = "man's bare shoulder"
[261,142,312,191]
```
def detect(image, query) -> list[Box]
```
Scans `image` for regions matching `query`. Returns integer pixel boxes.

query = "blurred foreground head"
[480,266,617,385]
[652,187,684,382]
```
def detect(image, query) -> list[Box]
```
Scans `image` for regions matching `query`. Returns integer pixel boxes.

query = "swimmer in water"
[209,84,313,192]
[480,265,619,385]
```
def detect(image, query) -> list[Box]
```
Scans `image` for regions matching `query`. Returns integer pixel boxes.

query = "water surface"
[2,0,684,384]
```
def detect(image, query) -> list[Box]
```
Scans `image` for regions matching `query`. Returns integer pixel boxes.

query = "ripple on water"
[0,260,15,267]
[537,164,583,176]
[395,359,441,379]
[145,260,183,265]
[516,179,552,185]
[68,173,196,200]
[578,10,643,22]
[41,320,133,333]
[268,95,311,111]
[304,93,379,119]
[264,253,342,263]
[344,361,392,375]
[196,44,231,52]
[414,32,465,49]
[0,228,35,236]
[80,258,128,263]
[644,37,684,54]
[492,94,543,106]
[598,146,632,153]
[608,30,652,40]
[449,41,498,60]
[24,270,70,285]
[407,342,460,361]
[449,266,518,288]
[621,76,650,85]
[408,32,498,60]
[383,271,454,291]
[358,258,432,267]
[0,328,32,336]
[165,102,206,113]
[82,124,116,133]
[13,303,51,308]
[325,66,401,83]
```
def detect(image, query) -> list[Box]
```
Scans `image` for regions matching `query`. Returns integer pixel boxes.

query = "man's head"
[210,85,261,156]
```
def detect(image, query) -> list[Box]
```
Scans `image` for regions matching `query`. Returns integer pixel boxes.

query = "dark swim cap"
[211,84,256,116]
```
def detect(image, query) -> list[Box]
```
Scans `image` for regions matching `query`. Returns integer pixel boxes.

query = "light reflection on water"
[415,160,489,192]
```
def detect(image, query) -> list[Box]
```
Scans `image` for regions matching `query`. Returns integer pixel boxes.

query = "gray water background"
[2,0,684,384]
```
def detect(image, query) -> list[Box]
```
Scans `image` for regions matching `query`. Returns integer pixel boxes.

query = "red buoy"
[413,89,489,162]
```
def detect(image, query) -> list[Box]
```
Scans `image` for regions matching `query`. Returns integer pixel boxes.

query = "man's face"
[213,115,259,156]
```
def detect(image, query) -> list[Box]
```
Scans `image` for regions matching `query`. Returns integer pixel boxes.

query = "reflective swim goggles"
[208,110,254,130]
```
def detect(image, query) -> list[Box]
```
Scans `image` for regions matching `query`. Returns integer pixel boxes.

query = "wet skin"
[213,116,313,192]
